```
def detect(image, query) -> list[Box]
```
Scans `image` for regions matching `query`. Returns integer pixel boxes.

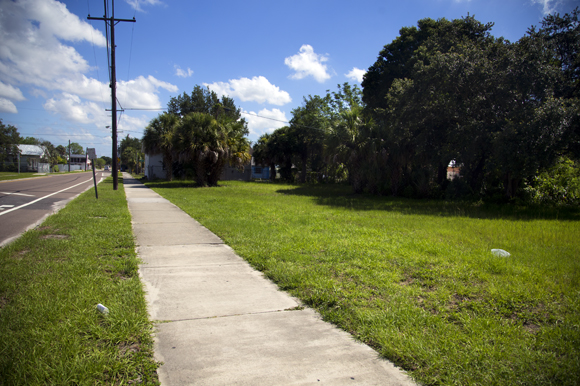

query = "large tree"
[289,95,329,183]
[362,16,495,111]
[168,85,245,124]
[119,135,143,173]
[175,112,250,187]
[252,133,277,181]
[358,13,577,199]
[67,142,84,155]
[0,120,21,170]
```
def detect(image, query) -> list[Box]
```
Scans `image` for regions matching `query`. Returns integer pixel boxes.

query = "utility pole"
[88,1,135,190]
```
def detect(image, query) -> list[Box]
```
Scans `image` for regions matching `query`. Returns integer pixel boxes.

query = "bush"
[525,157,580,205]
[53,165,59,173]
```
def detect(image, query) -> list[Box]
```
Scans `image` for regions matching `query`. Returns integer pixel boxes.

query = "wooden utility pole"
[88,1,135,190]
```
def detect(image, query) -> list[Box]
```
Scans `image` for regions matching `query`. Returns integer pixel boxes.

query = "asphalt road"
[0,171,108,247]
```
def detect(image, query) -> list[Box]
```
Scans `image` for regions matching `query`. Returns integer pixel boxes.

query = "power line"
[88,0,136,190]
[240,110,290,125]
[127,21,135,81]
[123,107,166,111]
[19,132,111,138]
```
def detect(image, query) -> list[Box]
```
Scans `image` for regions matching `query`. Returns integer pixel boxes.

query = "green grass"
[0,177,159,385]
[145,180,580,386]
[0,172,49,181]
[0,171,91,181]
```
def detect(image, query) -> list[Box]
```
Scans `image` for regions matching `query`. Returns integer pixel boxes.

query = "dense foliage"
[119,135,143,174]
[0,119,21,171]
[253,10,579,203]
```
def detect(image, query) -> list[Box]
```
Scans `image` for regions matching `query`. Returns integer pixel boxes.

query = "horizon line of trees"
[0,120,109,172]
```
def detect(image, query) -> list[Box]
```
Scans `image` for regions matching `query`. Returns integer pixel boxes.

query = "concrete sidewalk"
[123,173,416,386]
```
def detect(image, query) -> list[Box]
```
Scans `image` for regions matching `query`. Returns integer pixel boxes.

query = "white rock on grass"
[491,249,511,257]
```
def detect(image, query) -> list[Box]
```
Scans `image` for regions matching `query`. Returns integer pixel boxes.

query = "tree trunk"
[300,151,307,183]
[505,172,520,199]
[269,162,276,181]
[164,154,173,181]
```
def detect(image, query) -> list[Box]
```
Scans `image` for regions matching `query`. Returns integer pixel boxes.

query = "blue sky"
[0,0,578,158]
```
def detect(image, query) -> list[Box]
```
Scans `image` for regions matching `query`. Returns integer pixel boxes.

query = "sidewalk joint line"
[156,308,303,323]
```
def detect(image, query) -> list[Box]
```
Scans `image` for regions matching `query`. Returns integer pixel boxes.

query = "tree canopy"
[143,85,251,186]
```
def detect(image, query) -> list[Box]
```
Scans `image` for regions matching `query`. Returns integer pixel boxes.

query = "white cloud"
[118,114,149,136]
[0,0,106,89]
[44,93,107,124]
[0,98,18,113]
[175,65,194,78]
[0,81,25,101]
[285,45,332,83]
[58,75,109,103]
[125,0,163,12]
[205,76,291,106]
[43,92,150,137]
[345,67,366,83]
[530,0,559,15]
[243,108,289,137]
[117,75,178,109]
[26,0,107,46]
[0,0,177,120]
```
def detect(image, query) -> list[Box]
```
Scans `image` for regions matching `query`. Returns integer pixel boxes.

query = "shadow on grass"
[276,184,580,222]
[140,179,580,221]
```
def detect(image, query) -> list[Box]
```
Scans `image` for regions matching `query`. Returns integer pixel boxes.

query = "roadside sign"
[87,148,97,160]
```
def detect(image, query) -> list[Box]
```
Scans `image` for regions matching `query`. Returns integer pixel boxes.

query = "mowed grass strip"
[0,177,159,385]
[0,171,92,182]
[0,172,50,181]
[145,180,580,386]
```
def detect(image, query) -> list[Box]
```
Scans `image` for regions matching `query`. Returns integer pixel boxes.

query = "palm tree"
[326,105,374,193]
[175,112,250,187]
[142,112,179,181]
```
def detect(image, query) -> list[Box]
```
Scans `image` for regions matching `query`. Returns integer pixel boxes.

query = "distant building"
[447,160,461,180]
[69,154,88,170]
[144,153,164,179]
[16,145,49,172]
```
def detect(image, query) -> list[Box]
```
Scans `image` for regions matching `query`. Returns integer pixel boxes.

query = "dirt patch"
[399,277,414,286]
[524,323,541,334]
[40,234,69,240]
[119,342,140,356]
[10,249,29,260]
[0,295,8,310]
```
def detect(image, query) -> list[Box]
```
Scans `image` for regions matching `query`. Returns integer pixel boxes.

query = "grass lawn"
[0,172,49,181]
[0,171,91,181]
[145,179,580,386]
[0,177,159,385]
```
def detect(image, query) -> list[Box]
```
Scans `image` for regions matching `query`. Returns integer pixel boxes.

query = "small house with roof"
[17,145,50,172]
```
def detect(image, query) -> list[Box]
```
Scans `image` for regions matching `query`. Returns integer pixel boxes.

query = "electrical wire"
[127,22,135,81]
[104,0,111,84]
[87,0,109,113]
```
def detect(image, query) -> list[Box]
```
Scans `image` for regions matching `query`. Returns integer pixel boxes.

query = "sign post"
[87,148,98,199]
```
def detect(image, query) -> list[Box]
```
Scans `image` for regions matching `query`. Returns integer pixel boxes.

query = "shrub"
[525,157,580,205]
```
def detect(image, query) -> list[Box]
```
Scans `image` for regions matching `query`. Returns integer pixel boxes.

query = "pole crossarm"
[87,16,136,23]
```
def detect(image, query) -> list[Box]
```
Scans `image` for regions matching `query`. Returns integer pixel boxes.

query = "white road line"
[0,192,35,197]
[0,178,92,216]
